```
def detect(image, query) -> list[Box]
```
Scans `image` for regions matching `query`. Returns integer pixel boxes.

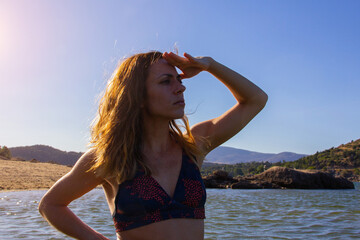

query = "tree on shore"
[0,146,12,159]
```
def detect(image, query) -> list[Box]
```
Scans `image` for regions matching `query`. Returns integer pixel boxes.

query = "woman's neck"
[142,117,173,155]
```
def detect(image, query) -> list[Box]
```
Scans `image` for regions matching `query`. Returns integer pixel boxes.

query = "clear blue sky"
[1,0,359,155]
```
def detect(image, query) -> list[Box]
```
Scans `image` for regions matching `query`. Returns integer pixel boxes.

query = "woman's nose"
[175,83,186,94]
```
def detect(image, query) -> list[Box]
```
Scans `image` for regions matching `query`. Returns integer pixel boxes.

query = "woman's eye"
[161,79,170,84]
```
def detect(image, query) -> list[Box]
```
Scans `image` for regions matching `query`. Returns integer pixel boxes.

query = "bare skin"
[38,52,268,240]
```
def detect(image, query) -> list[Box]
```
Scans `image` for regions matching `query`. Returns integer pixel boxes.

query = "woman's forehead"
[148,59,178,80]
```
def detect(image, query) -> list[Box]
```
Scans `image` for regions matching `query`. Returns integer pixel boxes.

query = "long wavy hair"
[89,51,203,183]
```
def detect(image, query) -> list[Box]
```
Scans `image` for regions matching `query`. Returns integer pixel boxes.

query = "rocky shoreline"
[203,166,355,189]
[0,159,356,191]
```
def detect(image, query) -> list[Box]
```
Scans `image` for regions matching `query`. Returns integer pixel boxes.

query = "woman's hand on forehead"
[162,52,213,79]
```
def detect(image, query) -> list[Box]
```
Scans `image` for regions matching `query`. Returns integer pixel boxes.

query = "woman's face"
[144,58,186,120]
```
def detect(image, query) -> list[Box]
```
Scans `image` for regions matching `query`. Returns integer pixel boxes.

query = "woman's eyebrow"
[157,73,180,80]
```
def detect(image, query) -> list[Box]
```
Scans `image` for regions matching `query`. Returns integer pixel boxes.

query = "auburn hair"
[89,51,204,183]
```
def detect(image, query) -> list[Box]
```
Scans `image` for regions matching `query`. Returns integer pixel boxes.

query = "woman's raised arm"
[163,52,268,163]
[38,149,109,240]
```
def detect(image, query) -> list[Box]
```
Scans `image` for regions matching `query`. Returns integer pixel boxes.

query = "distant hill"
[280,139,360,170]
[206,146,306,164]
[9,144,306,166]
[9,145,83,166]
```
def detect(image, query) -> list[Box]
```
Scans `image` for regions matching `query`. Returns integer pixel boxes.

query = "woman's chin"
[171,112,185,120]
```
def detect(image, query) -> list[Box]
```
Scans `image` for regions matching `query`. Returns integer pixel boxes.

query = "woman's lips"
[174,100,185,106]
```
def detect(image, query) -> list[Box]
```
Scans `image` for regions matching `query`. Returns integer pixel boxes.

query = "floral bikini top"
[112,152,206,232]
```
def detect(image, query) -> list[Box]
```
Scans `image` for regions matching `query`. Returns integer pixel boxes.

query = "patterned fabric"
[112,152,206,232]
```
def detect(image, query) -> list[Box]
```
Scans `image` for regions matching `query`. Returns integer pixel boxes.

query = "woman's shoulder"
[78,148,119,186]
[72,148,97,170]
[69,148,106,184]
[80,148,97,161]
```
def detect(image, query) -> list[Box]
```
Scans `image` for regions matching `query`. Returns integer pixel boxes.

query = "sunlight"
[0,20,7,57]
[0,11,13,66]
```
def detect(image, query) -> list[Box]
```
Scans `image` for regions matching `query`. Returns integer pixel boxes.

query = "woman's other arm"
[192,58,268,152]
[163,52,268,164]
[38,149,109,240]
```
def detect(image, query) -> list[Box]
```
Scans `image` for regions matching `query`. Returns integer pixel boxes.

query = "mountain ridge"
[205,146,306,164]
[8,144,306,166]
[9,145,82,166]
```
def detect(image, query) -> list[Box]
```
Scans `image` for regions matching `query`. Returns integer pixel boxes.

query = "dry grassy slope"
[0,159,72,191]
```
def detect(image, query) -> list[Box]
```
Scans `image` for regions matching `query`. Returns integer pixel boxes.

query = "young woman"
[39,51,267,240]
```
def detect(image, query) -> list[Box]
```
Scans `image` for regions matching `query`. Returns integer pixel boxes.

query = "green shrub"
[0,146,12,159]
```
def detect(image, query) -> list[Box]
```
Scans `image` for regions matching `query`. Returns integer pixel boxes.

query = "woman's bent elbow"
[262,92,268,107]
[256,91,268,110]
[38,195,56,218]
[38,196,48,217]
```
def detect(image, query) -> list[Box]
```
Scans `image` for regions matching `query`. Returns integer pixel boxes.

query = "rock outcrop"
[203,167,355,189]
[202,170,238,188]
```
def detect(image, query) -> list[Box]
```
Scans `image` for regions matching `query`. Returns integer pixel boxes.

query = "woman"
[39,51,267,240]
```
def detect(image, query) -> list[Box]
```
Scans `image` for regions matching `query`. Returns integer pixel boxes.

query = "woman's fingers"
[167,52,194,65]
[183,52,196,62]
[183,52,210,69]
[163,51,208,78]
[162,53,178,66]
[163,52,186,65]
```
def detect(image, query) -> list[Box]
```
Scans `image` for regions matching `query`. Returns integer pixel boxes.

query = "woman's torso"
[102,145,206,240]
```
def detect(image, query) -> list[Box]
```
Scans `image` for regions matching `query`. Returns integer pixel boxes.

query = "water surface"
[1,183,359,239]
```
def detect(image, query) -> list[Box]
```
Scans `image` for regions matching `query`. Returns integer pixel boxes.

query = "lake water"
[1,183,359,239]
